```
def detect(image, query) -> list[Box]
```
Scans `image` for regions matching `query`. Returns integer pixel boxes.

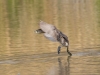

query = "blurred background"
[0,0,100,75]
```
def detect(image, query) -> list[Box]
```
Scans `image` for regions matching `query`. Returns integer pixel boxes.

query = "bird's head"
[35,29,45,34]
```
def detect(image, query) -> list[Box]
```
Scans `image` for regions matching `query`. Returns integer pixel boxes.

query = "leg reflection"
[58,56,71,75]
[58,58,64,75]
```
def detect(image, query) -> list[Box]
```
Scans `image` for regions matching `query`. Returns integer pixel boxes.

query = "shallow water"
[0,0,100,75]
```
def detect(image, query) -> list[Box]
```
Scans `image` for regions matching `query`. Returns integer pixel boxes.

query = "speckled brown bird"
[35,21,72,56]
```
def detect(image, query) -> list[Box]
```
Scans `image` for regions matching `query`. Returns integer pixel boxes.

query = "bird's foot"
[68,51,72,56]
[67,46,72,56]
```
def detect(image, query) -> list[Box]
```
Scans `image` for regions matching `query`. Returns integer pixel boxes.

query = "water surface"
[0,0,100,75]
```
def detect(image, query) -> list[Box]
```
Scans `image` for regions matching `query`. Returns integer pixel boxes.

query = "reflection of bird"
[35,21,72,56]
[58,57,71,75]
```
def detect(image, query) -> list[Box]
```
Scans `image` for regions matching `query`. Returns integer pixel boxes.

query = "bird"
[35,21,72,56]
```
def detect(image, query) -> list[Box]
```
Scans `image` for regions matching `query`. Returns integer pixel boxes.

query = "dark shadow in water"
[58,56,71,75]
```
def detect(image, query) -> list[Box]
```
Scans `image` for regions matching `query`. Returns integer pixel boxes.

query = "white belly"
[44,33,57,42]
[65,42,68,46]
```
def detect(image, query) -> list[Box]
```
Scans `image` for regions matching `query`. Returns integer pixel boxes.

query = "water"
[0,0,100,75]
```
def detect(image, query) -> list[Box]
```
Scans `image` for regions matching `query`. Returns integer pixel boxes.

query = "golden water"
[0,0,100,75]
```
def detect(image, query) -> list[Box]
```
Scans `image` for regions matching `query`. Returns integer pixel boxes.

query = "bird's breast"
[44,33,57,42]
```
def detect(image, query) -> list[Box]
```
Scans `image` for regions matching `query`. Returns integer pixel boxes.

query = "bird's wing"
[39,21,58,42]
[55,29,69,44]
[60,31,69,44]
[39,21,55,33]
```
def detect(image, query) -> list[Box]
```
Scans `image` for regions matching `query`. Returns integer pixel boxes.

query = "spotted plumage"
[35,21,72,56]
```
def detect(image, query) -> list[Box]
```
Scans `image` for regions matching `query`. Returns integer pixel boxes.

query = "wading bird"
[35,21,72,56]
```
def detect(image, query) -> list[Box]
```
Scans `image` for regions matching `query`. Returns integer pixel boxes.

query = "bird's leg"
[67,46,72,56]
[58,46,61,54]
